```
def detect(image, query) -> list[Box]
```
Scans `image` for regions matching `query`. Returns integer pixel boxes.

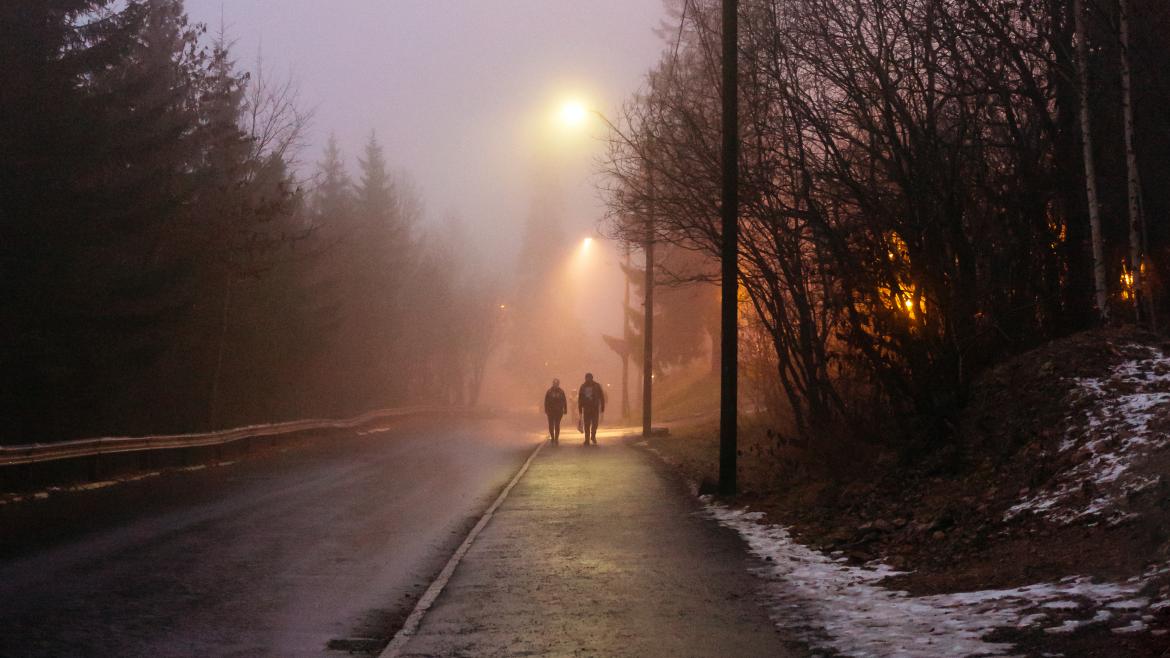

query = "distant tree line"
[0,0,497,444]
[603,0,1170,444]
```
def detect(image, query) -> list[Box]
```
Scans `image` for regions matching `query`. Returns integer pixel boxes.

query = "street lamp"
[559,100,588,128]
[592,109,654,439]
[557,101,656,438]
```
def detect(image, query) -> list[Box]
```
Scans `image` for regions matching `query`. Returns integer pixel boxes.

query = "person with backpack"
[543,378,568,444]
[577,372,605,446]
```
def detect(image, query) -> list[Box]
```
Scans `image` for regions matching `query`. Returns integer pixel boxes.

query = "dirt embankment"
[645,328,1170,657]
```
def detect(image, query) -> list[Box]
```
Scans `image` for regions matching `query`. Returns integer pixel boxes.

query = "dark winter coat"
[544,386,568,417]
[577,381,605,413]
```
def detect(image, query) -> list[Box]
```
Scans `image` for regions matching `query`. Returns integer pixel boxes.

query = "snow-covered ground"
[1008,344,1170,524]
[707,503,1170,657]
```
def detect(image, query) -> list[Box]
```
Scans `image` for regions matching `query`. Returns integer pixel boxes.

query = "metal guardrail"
[0,406,438,467]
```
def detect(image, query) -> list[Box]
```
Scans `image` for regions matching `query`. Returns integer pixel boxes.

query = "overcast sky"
[184,0,668,263]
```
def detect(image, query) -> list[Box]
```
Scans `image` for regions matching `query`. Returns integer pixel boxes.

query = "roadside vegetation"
[604,0,1170,448]
[0,1,499,444]
[610,1,1170,653]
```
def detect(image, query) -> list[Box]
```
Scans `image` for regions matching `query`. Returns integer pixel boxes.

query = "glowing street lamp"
[554,99,655,438]
[559,100,588,128]
[574,104,652,437]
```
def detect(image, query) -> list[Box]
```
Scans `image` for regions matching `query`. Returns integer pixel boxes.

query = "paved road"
[396,432,798,658]
[0,414,538,657]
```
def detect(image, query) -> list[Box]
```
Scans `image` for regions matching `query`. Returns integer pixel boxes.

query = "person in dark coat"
[543,378,568,444]
[577,373,605,446]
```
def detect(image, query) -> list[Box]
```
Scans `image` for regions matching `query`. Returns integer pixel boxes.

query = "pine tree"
[338,132,415,405]
[312,134,353,230]
[0,0,212,440]
[356,132,395,230]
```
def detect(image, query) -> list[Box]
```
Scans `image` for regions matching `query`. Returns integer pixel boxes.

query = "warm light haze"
[559,100,589,128]
[6,1,1168,656]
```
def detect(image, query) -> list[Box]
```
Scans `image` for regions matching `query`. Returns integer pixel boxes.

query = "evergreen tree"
[311,134,353,229]
[356,133,395,230]
[336,132,416,406]
[0,0,208,440]
[0,1,498,441]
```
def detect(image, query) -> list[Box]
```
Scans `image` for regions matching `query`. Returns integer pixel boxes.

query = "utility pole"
[641,132,658,439]
[643,221,655,438]
[622,246,632,420]
[718,0,739,495]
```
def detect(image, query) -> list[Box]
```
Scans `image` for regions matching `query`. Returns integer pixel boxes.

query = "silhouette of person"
[543,378,568,444]
[577,373,605,446]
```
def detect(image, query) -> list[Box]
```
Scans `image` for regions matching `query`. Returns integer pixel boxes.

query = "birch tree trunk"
[1075,0,1110,321]
[1118,0,1155,328]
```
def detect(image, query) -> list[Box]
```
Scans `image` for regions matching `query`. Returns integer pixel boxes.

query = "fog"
[186,0,668,409]
[0,1,679,443]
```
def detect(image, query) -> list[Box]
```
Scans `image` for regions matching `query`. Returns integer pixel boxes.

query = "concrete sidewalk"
[395,431,799,657]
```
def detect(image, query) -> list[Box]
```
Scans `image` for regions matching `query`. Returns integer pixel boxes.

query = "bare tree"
[208,51,311,428]
[1075,0,1110,321]
[1117,0,1153,327]
[602,0,1110,442]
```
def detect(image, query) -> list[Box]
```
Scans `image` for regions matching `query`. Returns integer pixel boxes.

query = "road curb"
[379,439,546,658]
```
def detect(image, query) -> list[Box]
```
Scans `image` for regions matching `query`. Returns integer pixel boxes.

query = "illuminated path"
[392,431,797,657]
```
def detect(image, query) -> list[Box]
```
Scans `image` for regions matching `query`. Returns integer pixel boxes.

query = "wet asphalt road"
[0,414,537,658]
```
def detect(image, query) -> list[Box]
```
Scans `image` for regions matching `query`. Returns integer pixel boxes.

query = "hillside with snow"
[642,328,1170,656]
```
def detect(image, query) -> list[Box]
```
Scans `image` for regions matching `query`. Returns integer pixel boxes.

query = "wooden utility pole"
[718,0,739,495]
[643,227,655,437]
[622,246,632,419]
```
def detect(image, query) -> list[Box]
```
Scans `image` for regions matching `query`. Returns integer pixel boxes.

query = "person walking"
[577,373,605,446]
[543,378,568,444]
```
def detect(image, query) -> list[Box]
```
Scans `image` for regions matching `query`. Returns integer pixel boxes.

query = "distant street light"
[559,100,588,128]
[556,101,656,437]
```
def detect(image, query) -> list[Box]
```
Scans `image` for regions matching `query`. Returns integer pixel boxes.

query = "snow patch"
[1008,345,1170,524]
[1112,619,1147,634]
[707,503,1168,657]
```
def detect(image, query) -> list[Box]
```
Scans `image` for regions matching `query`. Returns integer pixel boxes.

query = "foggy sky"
[182,1,670,392]
[184,0,667,262]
